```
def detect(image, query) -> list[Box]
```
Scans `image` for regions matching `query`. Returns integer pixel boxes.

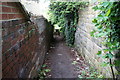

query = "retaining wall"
[75,3,113,77]
[1,2,53,78]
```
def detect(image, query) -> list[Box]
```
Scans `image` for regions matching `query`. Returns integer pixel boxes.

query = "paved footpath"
[44,35,89,78]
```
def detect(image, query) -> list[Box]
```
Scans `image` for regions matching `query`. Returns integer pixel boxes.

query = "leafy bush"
[48,2,88,45]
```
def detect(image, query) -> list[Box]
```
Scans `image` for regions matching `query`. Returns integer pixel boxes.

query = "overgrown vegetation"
[37,64,51,79]
[91,2,120,79]
[48,2,88,46]
[78,67,104,78]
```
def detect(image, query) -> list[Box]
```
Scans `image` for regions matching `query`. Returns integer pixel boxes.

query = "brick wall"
[75,3,114,77]
[1,2,53,78]
[0,2,26,20]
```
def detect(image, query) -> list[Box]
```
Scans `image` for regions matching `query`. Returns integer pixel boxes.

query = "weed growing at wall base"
[78,66,104,79]
[37,64,51,79]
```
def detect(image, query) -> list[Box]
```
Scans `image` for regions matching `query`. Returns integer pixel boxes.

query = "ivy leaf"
[97,51,102,56]
[101,62,109,67]
[102,55,107,59]
[107,42,113,48]
[45,69,51,72]
[95,32,106,37]
[106,9,111,16]
[92,19,97,23]
[101,2,110,8]
[103,49,109,52]
[107,53,113,59]
[90,30,96,37]
[102,53,113,59]
[92,6,99,11]
[42,64,47,68]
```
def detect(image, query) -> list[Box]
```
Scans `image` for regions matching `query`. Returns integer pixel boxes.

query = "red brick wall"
[0,2,25,20]
[2,20,40,78]
[1,2,53,78]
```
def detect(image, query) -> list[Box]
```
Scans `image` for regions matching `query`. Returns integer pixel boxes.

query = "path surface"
[44,35,90,78]
[45,35,77,78]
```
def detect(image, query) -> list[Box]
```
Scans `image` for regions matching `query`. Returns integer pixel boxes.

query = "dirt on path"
[43,35,90,78]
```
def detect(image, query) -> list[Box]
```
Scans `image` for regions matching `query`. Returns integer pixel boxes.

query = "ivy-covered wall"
[48,2,88,46]
[75,3,113,77]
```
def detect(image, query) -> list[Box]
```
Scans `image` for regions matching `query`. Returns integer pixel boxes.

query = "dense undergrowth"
[48,2,88,46]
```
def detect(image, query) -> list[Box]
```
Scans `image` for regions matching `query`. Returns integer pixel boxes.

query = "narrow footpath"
[43,35,91,78]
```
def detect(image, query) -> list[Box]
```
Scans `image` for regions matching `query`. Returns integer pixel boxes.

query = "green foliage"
[38,64,51,79]
[91,2,120,78]
[49,2,88,45]
[72,60,78,65]
[78,67,104,78]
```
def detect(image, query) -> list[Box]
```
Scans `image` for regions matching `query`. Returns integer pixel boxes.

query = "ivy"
[91,2,120,79]
[48,2,88,46]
